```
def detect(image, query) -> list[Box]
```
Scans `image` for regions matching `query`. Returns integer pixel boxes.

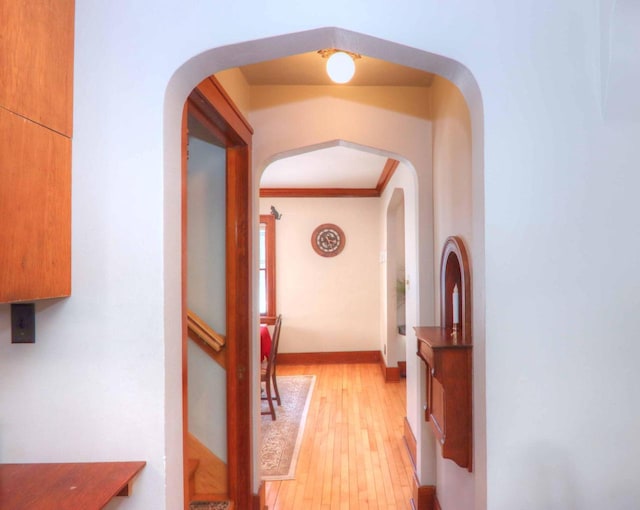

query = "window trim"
[260,214,276,324]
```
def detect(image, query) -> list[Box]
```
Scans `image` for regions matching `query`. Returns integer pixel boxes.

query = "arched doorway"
[181,78,253,509]
[164,27,485,509]
[386,187,407,369]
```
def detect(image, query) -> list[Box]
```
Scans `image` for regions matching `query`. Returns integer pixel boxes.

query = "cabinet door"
[0,109,71,302]
[0,0,74,136]
[430,377,446,443]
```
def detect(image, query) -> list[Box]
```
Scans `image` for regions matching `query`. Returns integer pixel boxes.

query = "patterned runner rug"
[260,374,316,480]
[190,502,229,509]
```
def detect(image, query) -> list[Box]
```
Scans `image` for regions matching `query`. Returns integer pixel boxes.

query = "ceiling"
[261,145,389,190]
[240,51,435,87]
[240,51,433,190]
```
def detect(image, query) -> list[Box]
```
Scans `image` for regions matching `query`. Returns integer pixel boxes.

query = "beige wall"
[191,69,468,504]
[248,84,437,482]
[259,197,381,353]
[214,68,251,118]
[432,75,473,320]
[430,75,474,509]
[248,85,435,319]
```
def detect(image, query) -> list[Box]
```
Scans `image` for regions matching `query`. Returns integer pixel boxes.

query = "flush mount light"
[318,49,362,84]
[326,52,354,83]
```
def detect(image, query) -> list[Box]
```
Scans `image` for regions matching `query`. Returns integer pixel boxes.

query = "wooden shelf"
[0,461,145,509]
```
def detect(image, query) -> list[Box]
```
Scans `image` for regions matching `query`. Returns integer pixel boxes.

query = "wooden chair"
[261,314,282,420]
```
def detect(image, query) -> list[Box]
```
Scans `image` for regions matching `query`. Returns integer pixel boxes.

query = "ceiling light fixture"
[318,49,361,84]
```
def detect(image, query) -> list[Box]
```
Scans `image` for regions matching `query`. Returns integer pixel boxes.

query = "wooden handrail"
[187,310,226,352]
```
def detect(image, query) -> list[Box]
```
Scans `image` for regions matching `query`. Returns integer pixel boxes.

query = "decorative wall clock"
[311,223,345,257]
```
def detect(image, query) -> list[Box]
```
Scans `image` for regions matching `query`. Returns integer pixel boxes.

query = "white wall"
[187,135,227,331]
[601,0,640,121]
[3,3,640,510]
[431,76,474,509]
[186,131,227,462]
[188,342,227,461]
[259,197,380,353]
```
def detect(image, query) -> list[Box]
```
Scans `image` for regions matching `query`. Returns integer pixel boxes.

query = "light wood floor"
[265,363,414,509]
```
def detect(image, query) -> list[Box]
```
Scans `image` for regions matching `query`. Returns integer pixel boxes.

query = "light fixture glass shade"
[326,51,355,83]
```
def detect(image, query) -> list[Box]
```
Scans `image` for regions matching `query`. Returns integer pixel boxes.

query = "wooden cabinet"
[415,236,473,471]
[415,326,472,470]
[0,0,74,136]
[0,0,74,303]
[0,109,71,302]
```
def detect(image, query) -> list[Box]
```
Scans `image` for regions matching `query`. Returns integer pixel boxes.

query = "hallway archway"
[164,27,485,509]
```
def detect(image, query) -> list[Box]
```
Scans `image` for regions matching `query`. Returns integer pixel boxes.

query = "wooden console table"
[415,236,473,471]
[0,461,146,509]
[415,326,472,470]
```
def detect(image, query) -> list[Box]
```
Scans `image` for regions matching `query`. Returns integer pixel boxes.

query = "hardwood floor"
[265,363,414,509]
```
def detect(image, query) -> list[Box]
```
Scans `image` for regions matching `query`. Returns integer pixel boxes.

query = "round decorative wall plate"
[311,223,345,257]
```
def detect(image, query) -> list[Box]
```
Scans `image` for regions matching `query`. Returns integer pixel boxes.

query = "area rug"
[260,374,316,480]
[190,502,229,509]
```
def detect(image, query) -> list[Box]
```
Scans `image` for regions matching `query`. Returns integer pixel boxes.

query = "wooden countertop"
[0,461,145,509]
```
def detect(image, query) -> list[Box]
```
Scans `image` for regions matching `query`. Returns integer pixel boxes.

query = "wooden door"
[182,76,254,510]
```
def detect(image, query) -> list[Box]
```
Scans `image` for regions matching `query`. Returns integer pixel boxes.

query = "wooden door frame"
[182,76,254,510]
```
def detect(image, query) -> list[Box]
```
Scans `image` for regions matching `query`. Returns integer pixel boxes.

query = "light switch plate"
[11,303,35,343]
